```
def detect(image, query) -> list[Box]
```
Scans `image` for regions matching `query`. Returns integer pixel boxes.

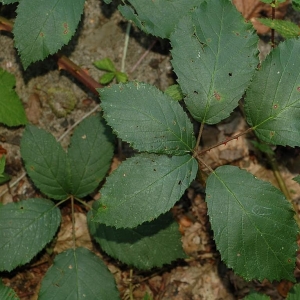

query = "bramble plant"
[1,0,300,299]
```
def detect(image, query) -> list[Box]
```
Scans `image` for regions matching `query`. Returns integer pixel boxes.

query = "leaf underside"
[0,68,27,126]
[245,38,300,147]
[118,0,203,39]
[0,199,61,272]
[93,153,198,228]
[170,0,258,124]
[39,247,120,300]
[206,166,298,282]
[99,82,196,156]
[88,211,186,269]
[13,0,85,69]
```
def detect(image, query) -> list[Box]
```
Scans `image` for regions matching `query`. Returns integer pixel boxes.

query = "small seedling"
[94,57,128,85]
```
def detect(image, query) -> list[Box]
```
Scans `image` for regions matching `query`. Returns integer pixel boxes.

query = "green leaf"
[118,0,202,39]
[93,153,198,228]
[243,293,270,300]
[99,72,115,85]
[21,116,114,199]
[206,166,298,281]
[293,175,300,184]
[99,82,196,155]
[115,71,128,83]
[67,115,114,198]
[0,0,18,4]
[0,198,61,272]
[13,0,85,69]
[39,247,120,300]
[258,19,300,39]
[0,156,5,177]
[170,0,258,125]
[292,0,300,11]
[0,68,27,126]
[0,281,19,300]
[88,211,186,269]
[94,58,116,72]
[260,0,286,4]
[164,84,183,101]
[287,283,300,300]
[21,125,70,200]
[103,0,112,4]
[245,39,300,147]
[251,141,274,155]
[0,173,11,185]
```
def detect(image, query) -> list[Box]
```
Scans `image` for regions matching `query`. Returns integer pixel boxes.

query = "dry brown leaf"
[233,0,289,34]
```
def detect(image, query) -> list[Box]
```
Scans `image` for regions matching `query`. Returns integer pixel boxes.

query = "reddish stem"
[55,53,102,95]
[196,127,253,156]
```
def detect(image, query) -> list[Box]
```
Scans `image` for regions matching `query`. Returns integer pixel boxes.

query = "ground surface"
[0,1,300,299]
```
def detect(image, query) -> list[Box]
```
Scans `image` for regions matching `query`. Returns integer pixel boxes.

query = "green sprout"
[94,58,128,85]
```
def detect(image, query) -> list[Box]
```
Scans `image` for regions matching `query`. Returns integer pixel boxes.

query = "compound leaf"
[93,153,198,228]
[287,283,300,300]
[170,0,258,124]
[88,211,186,269]
[0,198,61,272]
[13,0,85,69]
[118,0,202,38]
[245,38,300,147]
[39,247,120,300]
[68,115,114,198]
[21,125,70,200]
[206,166,298,281]
[99,82,196,156]
[0,68,27,126]
[0,281,19,300]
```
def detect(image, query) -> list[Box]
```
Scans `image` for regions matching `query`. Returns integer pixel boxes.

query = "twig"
[194,122,205,153]
[129,39,157,74]
[197,127,253,156]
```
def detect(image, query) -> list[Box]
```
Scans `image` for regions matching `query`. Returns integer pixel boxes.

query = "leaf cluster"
[1,0,300,298]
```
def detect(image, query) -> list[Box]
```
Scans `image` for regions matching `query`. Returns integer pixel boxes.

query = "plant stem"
[129,39,157,74]
[129,269,134,300]
[74,197,93,210]
[121,22,131,73]
[71,195,76,249]
[195,155,214,174]
[55,198,70,207]
[194,122,204,153]
[271,1,276,48]
[197,127,253,156]
[55,53,102,95]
